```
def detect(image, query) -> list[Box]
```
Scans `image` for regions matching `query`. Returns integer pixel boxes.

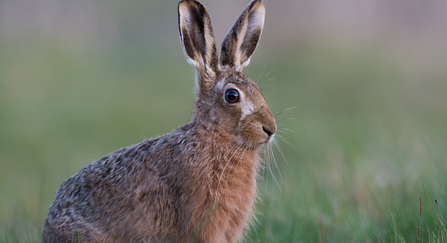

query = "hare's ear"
[178,0,219,91]
[221,0,265,72]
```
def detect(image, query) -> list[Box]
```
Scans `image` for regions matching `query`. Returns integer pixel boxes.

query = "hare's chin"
[247,137,274,148]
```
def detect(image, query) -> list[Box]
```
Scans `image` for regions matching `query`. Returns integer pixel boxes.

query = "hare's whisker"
[275,134,294,149]
[274,106,296,119]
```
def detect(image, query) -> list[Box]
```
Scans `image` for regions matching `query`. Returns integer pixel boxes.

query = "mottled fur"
[42,0,274,242]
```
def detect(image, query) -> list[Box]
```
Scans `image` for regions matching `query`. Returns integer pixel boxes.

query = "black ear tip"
[179,0,204,5]
[250,0,264,4]
[246,0,265,12]
[179,0,207,12]
[178,0,194,7]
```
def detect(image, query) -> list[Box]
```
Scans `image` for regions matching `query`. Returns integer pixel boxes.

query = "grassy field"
[1,1,447,242]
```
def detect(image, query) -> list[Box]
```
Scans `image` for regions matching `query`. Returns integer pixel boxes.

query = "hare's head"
[178,0,275,149]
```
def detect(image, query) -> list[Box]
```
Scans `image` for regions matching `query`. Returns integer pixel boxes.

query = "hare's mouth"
[261,134,275,145]
[246,136,274,149]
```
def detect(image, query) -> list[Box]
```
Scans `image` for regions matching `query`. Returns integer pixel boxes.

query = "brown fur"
[42,1,274,242]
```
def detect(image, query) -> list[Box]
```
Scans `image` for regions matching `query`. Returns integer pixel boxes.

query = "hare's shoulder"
[56,128,192,196]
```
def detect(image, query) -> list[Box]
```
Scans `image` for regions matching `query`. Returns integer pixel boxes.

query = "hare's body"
[43,1,275,242]
[43,121,259,242]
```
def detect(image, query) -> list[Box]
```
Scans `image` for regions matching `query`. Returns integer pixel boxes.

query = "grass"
[1,34,446,242]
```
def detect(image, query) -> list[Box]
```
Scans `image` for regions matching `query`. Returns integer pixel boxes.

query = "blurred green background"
[1,0,446,242]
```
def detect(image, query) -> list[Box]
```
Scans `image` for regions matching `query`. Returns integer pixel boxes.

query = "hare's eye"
[225,89,240,103]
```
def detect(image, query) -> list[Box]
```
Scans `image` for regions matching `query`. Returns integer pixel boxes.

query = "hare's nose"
[262,126,274,137]
[261,111,276,138]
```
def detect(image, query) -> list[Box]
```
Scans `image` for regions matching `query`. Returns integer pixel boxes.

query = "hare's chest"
[195,186,256,242]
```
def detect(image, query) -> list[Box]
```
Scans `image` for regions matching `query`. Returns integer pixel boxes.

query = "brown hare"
[42,0,275,242]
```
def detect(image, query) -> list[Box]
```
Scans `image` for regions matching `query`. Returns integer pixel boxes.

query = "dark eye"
[225,89,240,103]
